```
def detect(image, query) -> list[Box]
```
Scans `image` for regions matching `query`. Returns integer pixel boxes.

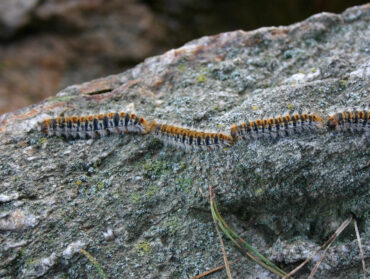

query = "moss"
[175,175,192,192]
[146,185,159,197]
[135,240,151,256]
[164,216,182,236]
[25,257,39,267]
[179,162,187,170]
[130,185,160,205]
[255,188,265,196]
[38,138,47,145]
[95,181,104,191]
[197,73,207,83]
[131,192,141,204]
[142,159,168,178]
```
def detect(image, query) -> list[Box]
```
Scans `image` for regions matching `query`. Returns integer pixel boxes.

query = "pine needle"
[354,219,366,279]
[209,186,288,278]
[189,261,238,279]
[307,216,352,279]
[210,187,233,279]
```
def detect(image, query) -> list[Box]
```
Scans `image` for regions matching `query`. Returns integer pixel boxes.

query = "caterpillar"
[41,112,150,139]
[327,110,369,132]
[230,113,323,140]
[40,109,367,151]
[150,122,234,151]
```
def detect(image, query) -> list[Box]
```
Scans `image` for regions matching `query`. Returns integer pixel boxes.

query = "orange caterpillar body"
[230,113,323,140]
[150,122,233,151]
[41,112,149,139]
[327,110,369,132]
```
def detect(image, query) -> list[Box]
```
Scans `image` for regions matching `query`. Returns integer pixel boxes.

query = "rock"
[62,241,86,260]
[21,252,57,279]
[0,192,20,203]
[0,4,369,279]
[0,0,38,33]
[0,209,38,231]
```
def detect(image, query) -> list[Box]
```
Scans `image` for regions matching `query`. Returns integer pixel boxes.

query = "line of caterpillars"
[41,110,369,151]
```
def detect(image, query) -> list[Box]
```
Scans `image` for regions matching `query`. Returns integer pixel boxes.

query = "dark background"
[0,0,367,114]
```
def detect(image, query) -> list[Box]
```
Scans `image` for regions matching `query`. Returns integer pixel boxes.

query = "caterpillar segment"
[230,113,323,140]
[327,110,369,131]
[151,122,233,150]
[41,112,150,139]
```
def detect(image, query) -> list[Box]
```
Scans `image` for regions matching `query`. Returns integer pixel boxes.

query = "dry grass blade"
[80,248,108,279]
[354,219,366,279]
[210,186,233,279]
[283,216,353,279]
[282,248,320,279]
[189,261,238,279]
[307,216,353,279]
[209,186,288,278]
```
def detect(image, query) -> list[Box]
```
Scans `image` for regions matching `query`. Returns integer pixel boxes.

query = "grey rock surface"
[0,4,369,279]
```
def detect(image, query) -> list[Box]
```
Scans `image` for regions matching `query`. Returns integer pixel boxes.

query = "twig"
[354,219,366,279]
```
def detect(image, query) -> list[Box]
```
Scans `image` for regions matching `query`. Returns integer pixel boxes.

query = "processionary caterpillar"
[40,109,368,151]
[230,113,323,140]
[151,122,233,151]
[41,112,150,139]
[327,110,369,132]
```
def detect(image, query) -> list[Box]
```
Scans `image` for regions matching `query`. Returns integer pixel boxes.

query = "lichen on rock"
[0,4,369,279]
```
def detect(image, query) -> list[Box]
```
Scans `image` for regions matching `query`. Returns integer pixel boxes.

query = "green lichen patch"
[134,240,152,256]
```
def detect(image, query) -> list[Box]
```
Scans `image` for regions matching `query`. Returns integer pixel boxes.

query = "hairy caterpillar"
[327,110,369,132]
[150,122,234,151]
[230,113,323,140]
[41,112,150,139]
[40,109,367,151]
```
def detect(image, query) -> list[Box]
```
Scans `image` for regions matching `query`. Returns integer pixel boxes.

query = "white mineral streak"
[0,209,38,231]
[283,68,321,85]
[62,240,86,260]
[21,253,57,278]
[1,240,28,252]
[349,62,370,79]
[103,228,115,241]
[0,192,19,203]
